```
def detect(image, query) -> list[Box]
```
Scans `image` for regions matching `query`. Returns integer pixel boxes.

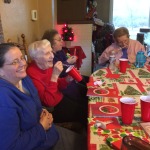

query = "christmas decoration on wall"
[62,23,74,41]
[86,0,97,20]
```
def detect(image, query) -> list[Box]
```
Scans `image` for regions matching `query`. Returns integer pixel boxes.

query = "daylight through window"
[111,0,150,40]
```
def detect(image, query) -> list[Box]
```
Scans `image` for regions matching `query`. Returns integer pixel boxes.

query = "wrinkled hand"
[53,61,63,75]
[40,109,53,130]
[108,49,120,55]
[67,56,77,64]
[51,61,63,82]
[65,75,74,83]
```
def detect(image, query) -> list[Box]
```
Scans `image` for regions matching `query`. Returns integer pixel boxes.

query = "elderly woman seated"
[26,40,87,128]
[98,27,146,68]
[41,29,89,101]
[0,43,87,150]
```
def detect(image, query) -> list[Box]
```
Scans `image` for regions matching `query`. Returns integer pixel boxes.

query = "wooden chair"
[7,34,30,63]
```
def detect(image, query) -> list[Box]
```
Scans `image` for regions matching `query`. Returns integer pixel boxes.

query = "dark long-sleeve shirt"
[53,50,69,77]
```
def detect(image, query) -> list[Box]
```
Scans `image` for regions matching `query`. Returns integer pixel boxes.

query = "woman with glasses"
[0,43,86,150]
[98,27,145,67]
[42,29,89,82]
[41,29,88,118]
[42,29,78,78]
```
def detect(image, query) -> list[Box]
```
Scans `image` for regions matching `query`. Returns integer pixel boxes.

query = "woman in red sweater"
[27,39,87,127]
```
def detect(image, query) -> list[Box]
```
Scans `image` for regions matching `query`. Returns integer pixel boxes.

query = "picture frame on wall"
[4,0,11,4]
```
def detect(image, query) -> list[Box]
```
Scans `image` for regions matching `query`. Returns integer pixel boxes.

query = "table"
[87,64,150,150]
[63,46,86,70]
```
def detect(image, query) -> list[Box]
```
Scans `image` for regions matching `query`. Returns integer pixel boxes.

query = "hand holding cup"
[66,66,82,82]
[65,75,74,83]
[51,61,63,82]
[67,56,78,64]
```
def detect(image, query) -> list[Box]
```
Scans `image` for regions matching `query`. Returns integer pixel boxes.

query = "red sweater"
[27,62,68,107]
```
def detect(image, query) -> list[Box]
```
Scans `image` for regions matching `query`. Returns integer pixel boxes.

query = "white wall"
[56,24,93,76]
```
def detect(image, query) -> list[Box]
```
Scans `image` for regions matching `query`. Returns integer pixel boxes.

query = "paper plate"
[93,88,109,95]
[99,105,119,114]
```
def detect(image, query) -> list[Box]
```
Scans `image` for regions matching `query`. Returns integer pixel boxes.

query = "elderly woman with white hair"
[27,39,87,127]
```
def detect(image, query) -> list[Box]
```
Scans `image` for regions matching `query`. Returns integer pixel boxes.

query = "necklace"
[16,80,24,93]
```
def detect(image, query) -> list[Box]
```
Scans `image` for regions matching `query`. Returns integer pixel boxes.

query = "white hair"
[28,39,51,59]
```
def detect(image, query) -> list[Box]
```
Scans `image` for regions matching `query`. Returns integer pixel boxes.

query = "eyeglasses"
[53,38,63,42]
[117,38,129,45]
[5,56,26,66]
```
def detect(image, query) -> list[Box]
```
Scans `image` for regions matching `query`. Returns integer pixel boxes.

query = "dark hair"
[42,29,58,47]
[113,27,130,40]
[0,43,16,68]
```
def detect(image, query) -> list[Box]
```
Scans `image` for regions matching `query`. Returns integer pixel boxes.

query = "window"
[110,0,150,40]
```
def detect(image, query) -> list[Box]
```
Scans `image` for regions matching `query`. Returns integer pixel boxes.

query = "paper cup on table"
[119,58,128,73]
[140,96,150,122]
[66,66,82,82]
[120,97,137,125]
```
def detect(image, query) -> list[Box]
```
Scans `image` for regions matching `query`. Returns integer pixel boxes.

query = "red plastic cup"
[120,97,137,125]
[119,58,128,73]
[66,66,82,82]
[140,96,150,122]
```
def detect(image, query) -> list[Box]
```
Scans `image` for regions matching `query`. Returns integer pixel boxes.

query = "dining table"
[87,63,150,150]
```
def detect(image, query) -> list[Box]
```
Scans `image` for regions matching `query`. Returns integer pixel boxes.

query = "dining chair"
[7,34,30,63]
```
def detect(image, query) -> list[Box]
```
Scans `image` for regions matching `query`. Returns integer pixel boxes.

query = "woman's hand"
[39,109,53,130]
[51,61,63,82]
[67,56,77,64]
[65,75,74,83]
[108,49,121,55]
[65,68,81,82]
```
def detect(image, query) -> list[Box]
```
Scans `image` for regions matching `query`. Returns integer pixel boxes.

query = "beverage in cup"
[120,97,137,125]
[119,58,128,73]
[140,96,150,122]
[66,66,82,82]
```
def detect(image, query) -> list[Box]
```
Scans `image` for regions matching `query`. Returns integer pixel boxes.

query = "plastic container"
[135,51,146,68]
[109,51,116,71]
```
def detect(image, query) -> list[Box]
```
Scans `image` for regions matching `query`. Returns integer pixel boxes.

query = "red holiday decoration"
[62,24,74,41]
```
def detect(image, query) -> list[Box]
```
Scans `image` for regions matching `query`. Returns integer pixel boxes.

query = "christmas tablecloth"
[87,64,150,150]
